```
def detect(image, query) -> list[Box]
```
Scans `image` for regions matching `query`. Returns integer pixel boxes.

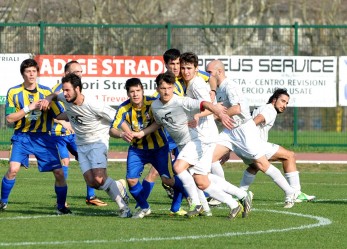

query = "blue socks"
[1,177,16,204]
[55,185,68,209]
[129,181,149,209]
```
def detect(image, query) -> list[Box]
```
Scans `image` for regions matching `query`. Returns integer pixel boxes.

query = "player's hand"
[188,115,199,128]
[121,131,134,143]
[219,113,234,130]
[40,99,51,111]
[30,100,43,111]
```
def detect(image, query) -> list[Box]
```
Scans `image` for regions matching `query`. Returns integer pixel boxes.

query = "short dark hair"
[20,59,39,75]
[180,52,198,68]
[64,60,79,73]
[163,48,181,64]
[267,88,289,104]
[125,78,143,93]
[155,71,175,87]
[61,73,82,92]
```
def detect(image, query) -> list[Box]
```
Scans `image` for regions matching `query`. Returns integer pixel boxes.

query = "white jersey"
[216,77,251,129]
[57,93,116,145]
[252,103,277,142]
[151,94,206,151]
[186,76,219,141]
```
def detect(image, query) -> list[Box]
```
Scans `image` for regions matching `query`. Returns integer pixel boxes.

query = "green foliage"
[0,162,346,249]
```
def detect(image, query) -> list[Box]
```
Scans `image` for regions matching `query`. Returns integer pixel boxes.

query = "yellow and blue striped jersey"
[152,78,185,98]
[50,82,71,136]
[5,83,63,133]
[112,96,167,150]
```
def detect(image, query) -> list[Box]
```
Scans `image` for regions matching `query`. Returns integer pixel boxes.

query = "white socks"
[204,182,239,209]
[176,170,200,205]
[209,173,247,200]
[265,165,295,196]
[211,161,225,179]
[99,177,126,209]
[285,171,301,192]
[239,170,256,191]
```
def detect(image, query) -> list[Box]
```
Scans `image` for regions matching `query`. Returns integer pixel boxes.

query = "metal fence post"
[39,21,45,54]
[293,22,299,146]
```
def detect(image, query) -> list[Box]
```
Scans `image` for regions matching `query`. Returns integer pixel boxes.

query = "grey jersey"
[186,76,219,140]
[57,93,116,145]
[252,103,277,142]
[151,95,207,151]
[216,77,251,127]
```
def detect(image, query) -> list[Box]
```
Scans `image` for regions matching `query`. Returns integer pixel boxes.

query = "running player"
[110,78,188,218]
[207,59,300,208]
[50,60,108,207]
[238,88,316,202]
[135,71,252,219]
[41,73,131,217]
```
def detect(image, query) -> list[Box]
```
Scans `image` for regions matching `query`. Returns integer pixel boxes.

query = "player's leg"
[194,174,243,220]
[270,146,315,202]
[126,147,151,218]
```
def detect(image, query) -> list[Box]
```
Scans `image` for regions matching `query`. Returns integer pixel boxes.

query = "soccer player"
[50,60,108,207]
[238,88,316,202]
[41,73,131,218]
[178,52,221,215]
[0,58,71,215]
[206,59,300,208]
[135,71,252,220]
[109,78,188,218]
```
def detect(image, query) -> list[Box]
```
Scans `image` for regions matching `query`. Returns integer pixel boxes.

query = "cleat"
[185,204,203,218]
[116,179,130,204]
[132,207,151,219]
[162,183,174,199]
[228,202,243,220]
[295,192,316,203]
[241,191,253,218]
[0,201,8,211]
[284,191,300,208]
[200,210,213,217]
[207,197,222,207]
[169,208,187,216]
[57,206,72,215]
[86,196,108,206]
[119,207,132,218]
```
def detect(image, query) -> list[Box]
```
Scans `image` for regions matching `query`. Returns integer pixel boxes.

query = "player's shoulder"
[197,70,210,82]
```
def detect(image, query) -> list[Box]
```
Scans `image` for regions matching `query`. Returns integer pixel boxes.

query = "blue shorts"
[10,132,62,172]
[126,143,173,179]
[51,134,78,160]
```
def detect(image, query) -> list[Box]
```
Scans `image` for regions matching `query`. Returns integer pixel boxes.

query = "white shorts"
[239,142,279,165]
[217,119,267,160]
[77,142,108,174]
[177,140,215,175]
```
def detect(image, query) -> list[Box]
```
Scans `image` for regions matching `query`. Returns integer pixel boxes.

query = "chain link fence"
[1,22,347,147]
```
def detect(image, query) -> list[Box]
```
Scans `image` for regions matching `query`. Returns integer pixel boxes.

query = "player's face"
[66,63,83,78]
[180,62,197,82]
[157,81,174,104]
[62,82,78,103]
[128,85,144,107]
[166,58,180,77]
[22,66,38,85]
[273,94,289,113]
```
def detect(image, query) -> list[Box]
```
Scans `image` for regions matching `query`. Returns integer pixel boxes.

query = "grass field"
[0,161,346,249]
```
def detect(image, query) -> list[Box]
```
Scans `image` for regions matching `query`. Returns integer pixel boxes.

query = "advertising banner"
[198,55,337,107]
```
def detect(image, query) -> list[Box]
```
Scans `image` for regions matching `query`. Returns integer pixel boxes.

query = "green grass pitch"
[0,161,346,249]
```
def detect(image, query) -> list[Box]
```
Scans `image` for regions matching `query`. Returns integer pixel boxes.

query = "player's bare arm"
[132,121,161,139]
[6,99,42,124]
[253,114,266,125]
[40,93,58,111]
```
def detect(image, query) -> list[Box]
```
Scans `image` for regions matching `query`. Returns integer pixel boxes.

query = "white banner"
[198,56,337,107]
[338,56,347,106]
[1,54,338,107]
[0,53,31,104]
